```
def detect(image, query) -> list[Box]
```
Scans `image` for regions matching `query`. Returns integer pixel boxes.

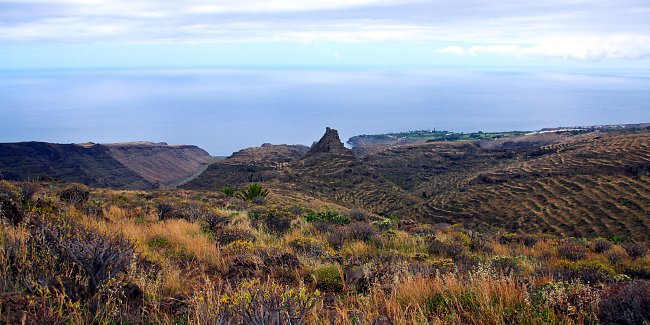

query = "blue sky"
[1,0,650,70]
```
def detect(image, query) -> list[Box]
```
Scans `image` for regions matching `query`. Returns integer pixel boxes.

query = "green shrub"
[553,260,616,283]
[147,235,171,248]
[312,264,343,292]
[304,210,350,224]
[221,186,236,197]
[236,184,269,201]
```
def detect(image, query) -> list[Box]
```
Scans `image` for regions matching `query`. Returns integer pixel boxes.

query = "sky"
[1,0,650,69]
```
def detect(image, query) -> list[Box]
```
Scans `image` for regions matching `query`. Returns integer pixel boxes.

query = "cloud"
[457,35,650,61]
[436,46,466,56]
[1,0,649,63]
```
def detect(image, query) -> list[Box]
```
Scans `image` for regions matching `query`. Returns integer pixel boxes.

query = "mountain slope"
[189,127,650,239]
[0,141,214,189]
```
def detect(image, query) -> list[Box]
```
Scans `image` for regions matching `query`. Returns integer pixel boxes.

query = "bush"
[553,260,616,283]
[428,239,466,259]
[35,218,135,314]
[349,222,376,242]
[599,280,650,325]
[607,247,628,265]
[59,183,89,205]
[263,210,293,235]
[371,219,395,231]
[312,264,343,292]
[215,228,256,246]
[593,239,612,253]
[236,183,269,201]
[326,227,349,249]
[304,210,350,224]
[220,186,236,197]
[154,202,175,220]
[0,181,23,224]
[348,209,368,221]
[290,237,327,258]
[522,235,539,248]
[621,242,648,259]
[557,242,588,261]
[203,213,229,233]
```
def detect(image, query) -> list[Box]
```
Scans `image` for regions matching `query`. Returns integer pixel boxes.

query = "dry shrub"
[599,280,650,325]
[557,242,588,261]
[592,239,612,253]
[621,242,648,259]
[326,227,350,249]
[59,183,90,205]
[349,222,376,242]
[214,227,256,246]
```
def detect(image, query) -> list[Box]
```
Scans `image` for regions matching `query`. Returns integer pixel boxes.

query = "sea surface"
[1,67,649,155]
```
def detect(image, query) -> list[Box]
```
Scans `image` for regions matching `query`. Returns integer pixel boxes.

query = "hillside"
[188,126,650,240]
[0,141,213,189]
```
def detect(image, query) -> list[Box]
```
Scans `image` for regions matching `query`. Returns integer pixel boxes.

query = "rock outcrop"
[305,127,354,157]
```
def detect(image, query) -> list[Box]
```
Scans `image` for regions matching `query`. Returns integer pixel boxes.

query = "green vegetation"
[304,210,350,224]
[236,183,269,201]
[354,129,530,143]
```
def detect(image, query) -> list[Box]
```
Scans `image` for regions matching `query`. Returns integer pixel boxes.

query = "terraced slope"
[181,144,309,190]
[404,132,650,240]
[187,127,650,239]
[288,153,422,216]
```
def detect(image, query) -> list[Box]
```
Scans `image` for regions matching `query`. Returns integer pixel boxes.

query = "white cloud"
[1,0,649,63]
[436,46,466,56]
[462,35,650,61]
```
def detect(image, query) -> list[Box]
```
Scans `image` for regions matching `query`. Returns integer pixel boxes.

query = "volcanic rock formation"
[306,127,354,157]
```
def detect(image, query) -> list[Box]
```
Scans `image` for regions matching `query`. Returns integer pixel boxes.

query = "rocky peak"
[305,127,354,157]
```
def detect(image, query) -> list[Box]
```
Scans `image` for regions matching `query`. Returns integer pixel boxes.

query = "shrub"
[523,235,539,248]
[59,183,89,205]
[553,260,616,283]
[0,181,23,224]
[490,256,531,276]
[154,202,175,220]
[147,235,171,248]
[621,242,648,259]
[607,246,628,265]
[263,210,293,235]
[427,239,466,259]
[312,264,343,292]
[349,222,376,242]
[371,218,394,231]
[236,183,269,201]
[593,239,612,253]
[203,213,229,234]
[215,228,256,246]
[214,279,319,324]
[326,227,349,249]
[599,280,650,325]
[35,218,135,314]
[290,237,327,258]
[348,209,368,221]
[304,210,350,224]
[557,242,588,261]
[220,186,236,197]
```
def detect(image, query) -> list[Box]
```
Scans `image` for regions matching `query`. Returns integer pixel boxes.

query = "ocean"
[1,67,649,155]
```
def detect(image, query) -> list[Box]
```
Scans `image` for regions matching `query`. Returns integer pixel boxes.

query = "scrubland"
[1,180,649,324]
